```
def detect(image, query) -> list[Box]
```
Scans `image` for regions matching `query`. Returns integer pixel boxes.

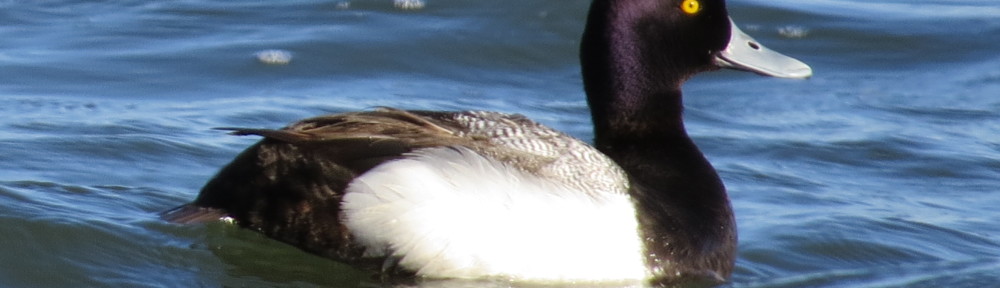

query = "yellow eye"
[681,0,701,15]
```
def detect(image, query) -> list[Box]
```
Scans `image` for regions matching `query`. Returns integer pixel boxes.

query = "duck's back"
[163,107,646,281]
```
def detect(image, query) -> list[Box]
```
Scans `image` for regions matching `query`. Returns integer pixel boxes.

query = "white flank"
[342,147,648,282]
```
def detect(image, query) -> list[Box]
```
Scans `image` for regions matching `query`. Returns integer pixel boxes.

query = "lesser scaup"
[162,0,810,285]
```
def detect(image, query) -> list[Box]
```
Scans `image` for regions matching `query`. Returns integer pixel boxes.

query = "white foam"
[255,49,292,65]
[393,0,425,10]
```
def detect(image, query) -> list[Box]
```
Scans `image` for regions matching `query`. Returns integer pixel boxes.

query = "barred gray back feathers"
[447,111,629,198]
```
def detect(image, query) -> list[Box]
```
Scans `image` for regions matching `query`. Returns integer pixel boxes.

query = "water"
[1,0,998,287]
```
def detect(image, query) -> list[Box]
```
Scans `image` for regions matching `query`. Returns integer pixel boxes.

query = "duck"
[161,0,811,285]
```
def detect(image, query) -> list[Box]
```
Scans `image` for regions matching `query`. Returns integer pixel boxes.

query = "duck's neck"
[580,0,736,281]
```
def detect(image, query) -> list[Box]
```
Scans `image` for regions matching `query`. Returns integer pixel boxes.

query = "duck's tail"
[159,204,229,224]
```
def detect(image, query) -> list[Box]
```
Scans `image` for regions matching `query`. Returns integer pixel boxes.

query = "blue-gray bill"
[715,18,813,79]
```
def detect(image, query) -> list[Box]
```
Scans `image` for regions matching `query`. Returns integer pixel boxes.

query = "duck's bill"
[714,18,813,79]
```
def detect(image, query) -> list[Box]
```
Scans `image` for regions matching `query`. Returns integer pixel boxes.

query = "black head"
[627,0,731,78]
[581,0,732,91]
[581,0,810,139]
[580,0,733,138]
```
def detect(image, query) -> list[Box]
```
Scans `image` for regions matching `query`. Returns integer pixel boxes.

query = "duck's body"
[170,109,649,280]
[162,0,811,285]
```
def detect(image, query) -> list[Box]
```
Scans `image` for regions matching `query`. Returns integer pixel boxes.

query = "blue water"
[2,0,999,287]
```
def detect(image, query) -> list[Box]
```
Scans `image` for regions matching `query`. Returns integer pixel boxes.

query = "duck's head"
[581,0,811,86]
[581,0,811,134]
